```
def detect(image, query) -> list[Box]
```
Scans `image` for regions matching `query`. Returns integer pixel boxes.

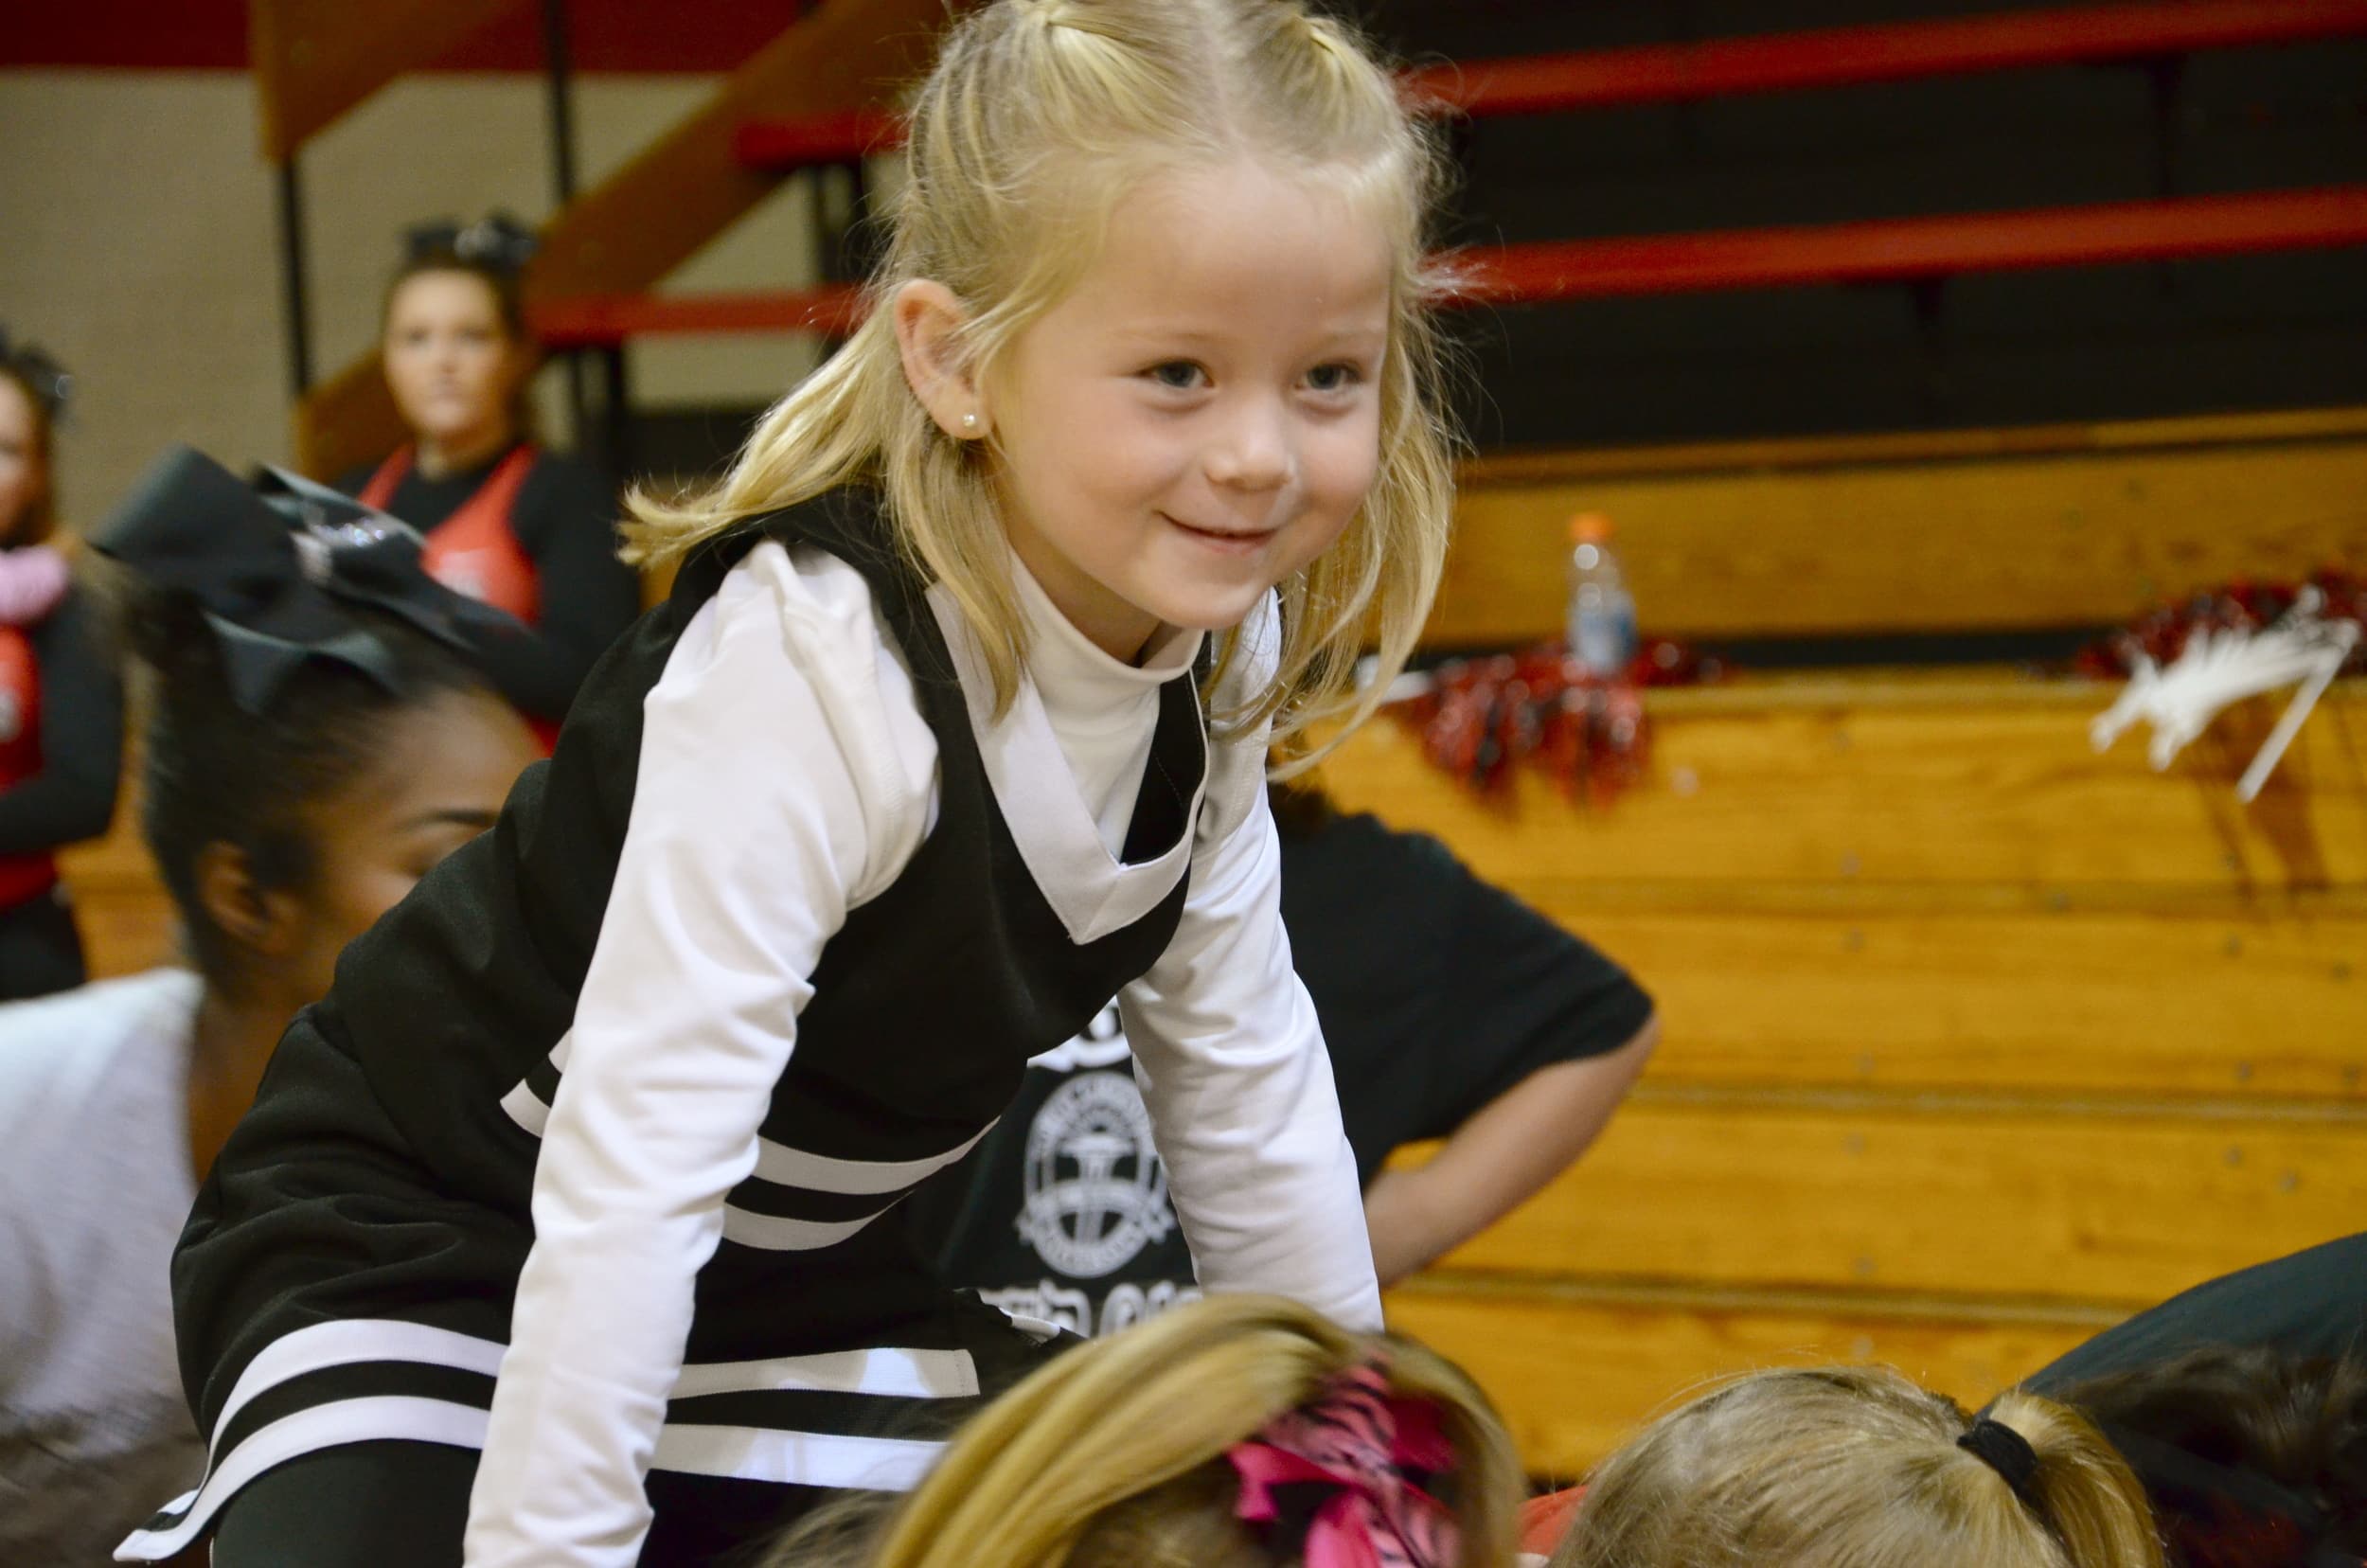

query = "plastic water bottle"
[1565,511,1638,679]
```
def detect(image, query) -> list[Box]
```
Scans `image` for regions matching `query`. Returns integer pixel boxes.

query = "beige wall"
[0,68,826,529]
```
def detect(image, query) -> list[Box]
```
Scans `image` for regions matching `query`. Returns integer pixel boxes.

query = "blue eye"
[1305,363,1362,393]
[1146,362,1207,390]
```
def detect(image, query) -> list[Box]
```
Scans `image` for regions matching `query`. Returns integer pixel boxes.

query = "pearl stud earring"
[961,412,980,433]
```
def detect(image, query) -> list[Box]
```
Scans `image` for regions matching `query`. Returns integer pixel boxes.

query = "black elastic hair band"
[1957,1417,2047,1515]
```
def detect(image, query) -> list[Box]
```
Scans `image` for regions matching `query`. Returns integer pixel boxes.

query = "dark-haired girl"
[0,450,538,1565]
[0,333,122,1001]
[341,218,641,739]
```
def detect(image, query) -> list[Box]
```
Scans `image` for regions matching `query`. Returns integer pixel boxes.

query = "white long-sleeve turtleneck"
[465,540,1378,1568]
[1007,553,1202,858]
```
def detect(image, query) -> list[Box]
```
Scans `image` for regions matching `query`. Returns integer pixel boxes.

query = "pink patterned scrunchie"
[1228,1362,1460,1568]
[0,545,69,627]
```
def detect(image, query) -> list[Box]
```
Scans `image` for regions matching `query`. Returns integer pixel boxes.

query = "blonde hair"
[1552,1365,2165,1568]
[764,1294,1523,1568]
[623,0,1457,758]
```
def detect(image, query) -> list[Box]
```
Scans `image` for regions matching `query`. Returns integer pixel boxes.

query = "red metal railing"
[529,187,2367,347]
[731,0,2367,172]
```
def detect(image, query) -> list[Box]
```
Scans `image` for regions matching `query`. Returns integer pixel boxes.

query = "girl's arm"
[0,588,121,856]
[1120,770,1384,1332]
[465,546,931,1568]
[1361,1017,1657,1284]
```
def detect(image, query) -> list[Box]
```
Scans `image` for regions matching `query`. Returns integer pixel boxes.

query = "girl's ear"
[193,841,305,961]
[892,280,991,441]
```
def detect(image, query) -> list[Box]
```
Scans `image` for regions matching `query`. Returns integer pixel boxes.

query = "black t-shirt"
[2019,1235,2367,1568]
[909,809,1656,1338]
[2026,1231,2367,1395]
[0,584,123,865]
[335,447,640,722]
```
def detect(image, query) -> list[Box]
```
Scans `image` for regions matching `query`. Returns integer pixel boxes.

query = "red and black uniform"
[0,582,122,1000]
[343,443,639,745]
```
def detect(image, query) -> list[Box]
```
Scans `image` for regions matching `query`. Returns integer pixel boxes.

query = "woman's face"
[279,685,539,1005]
[0,376,49,546]
[382,269,527,454]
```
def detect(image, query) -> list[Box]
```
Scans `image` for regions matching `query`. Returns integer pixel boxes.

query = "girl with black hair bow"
[0,449,538,1565]
[0,329,122,1001]
[343,214,641,744]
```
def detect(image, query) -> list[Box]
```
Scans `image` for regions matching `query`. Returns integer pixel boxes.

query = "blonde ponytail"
[763,1294,1522,1568]
[1552,1365,2163,1568]
[1989,1387,2171,1568]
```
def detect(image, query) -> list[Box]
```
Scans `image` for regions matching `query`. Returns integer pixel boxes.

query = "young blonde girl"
[766,1293,1524,1568]
[128,4,1457,1565]
[1550,1365,2165,1568]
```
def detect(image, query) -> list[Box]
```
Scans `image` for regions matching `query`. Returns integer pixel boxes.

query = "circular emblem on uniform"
[1015,1069,1172,1278]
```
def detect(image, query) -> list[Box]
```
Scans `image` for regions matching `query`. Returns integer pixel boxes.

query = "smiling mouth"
[1165,513,1278,551]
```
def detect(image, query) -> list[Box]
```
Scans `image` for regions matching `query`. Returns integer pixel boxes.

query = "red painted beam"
[524,187,2367,347]
[532,284,864,349]
[1405,0,2367,117]
[733,0,2367,172]
[1449,187,2367,306]
[730,108,906,171]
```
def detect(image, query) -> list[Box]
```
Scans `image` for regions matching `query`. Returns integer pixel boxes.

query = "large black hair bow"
[92,445,525,714]
[403,211,540,275]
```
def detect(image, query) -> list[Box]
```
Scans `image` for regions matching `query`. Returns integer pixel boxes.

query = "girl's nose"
[1203,397,1293,493]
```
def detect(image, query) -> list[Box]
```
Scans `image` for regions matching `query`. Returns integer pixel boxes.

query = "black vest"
[180,486,1209,1402]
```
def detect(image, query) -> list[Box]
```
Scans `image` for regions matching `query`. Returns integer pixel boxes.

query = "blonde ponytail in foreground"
[762,1293,1522,1568]
[1552,1365,2162,1568]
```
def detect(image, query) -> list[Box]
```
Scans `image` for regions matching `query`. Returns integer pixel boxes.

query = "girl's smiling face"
[975,160,1393,663]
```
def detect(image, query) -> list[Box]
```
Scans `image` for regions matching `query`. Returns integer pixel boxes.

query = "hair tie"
[1228,1360,1458,1568]
[91,446,524,713]
[1957,1417,2046,1514]
[402,211,540,275]
[0,326,73,420]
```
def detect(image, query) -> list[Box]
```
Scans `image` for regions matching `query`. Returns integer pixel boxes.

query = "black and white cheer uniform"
[126,490,1379,1565]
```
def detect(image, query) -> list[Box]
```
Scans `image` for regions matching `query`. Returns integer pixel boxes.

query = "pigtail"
[1982,1391,2168,1568]
[1554,1366,2165,1568]
[760,1294,1522,1568]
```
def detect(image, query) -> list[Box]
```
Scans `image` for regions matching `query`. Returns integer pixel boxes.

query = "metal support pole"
[542,0,579,204]
[2145,54,2187,299]
[1908,276,1951,425]
[600,346,632,484]
[2146,54,2187,200]
[276,156,314,399]
[543,0,594,453]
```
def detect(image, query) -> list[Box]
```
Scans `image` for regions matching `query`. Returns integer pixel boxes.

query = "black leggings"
[209,1441,840,1567]
[0,885,84,1002]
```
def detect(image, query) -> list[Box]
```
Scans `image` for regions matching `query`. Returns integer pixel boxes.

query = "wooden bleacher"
[57,406,2367,1482]
[59,760,176,981]
[1320,407,2367,1479]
